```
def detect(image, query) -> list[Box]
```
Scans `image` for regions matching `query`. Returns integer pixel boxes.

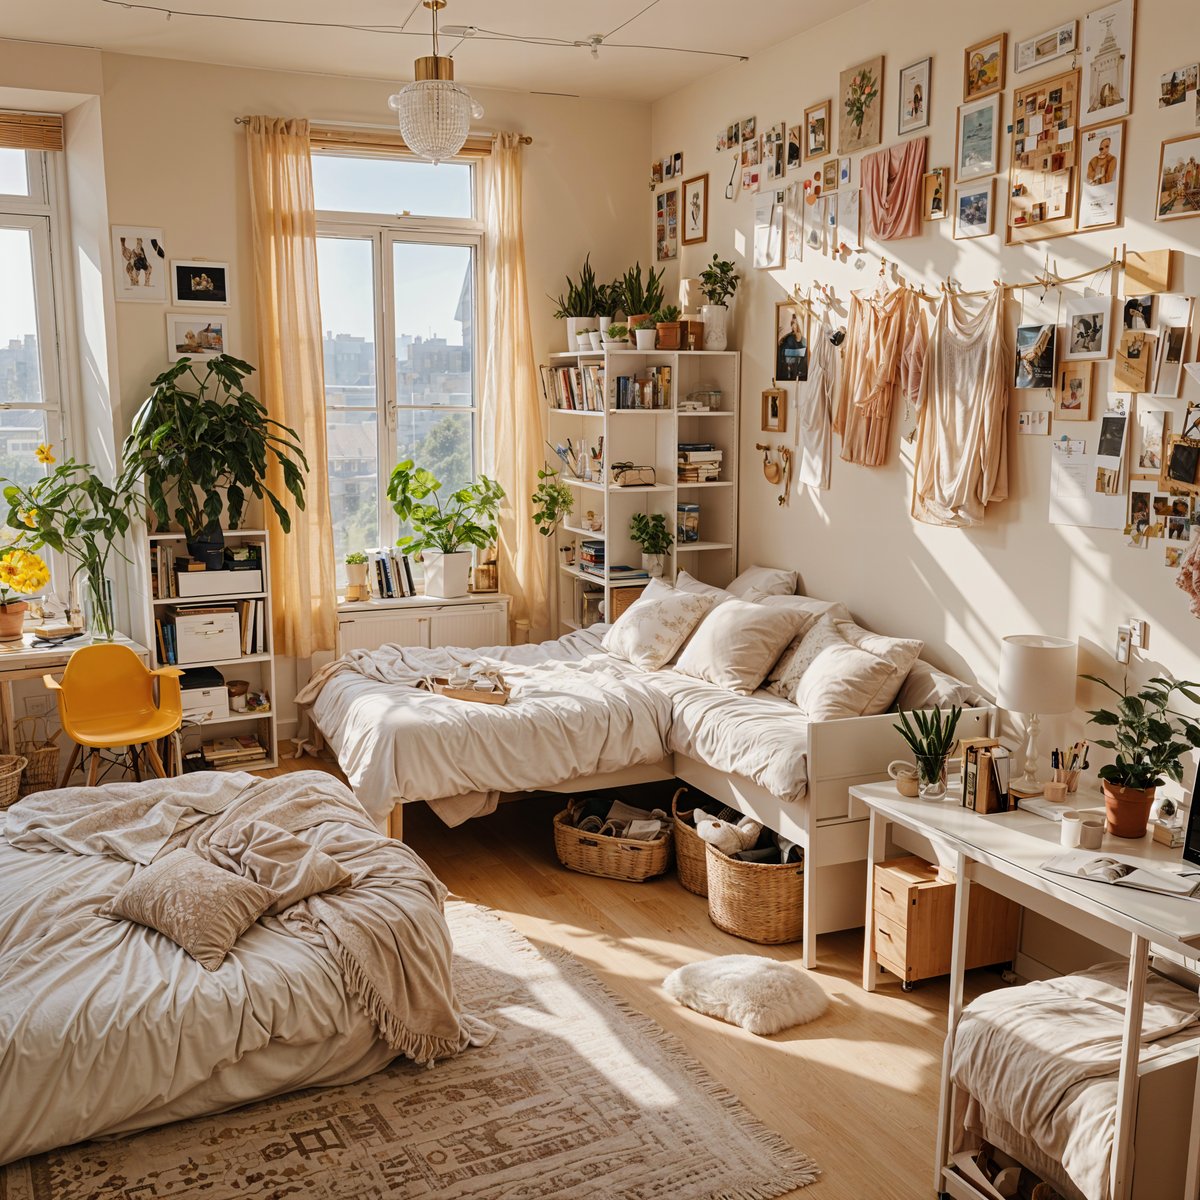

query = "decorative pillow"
[674,599,804,695]
[99,848,277,971]
[602,579,715,670]
[663,954,828,1036]
[762,599,853,697]
[727,565,798,598]
[895,659,986,711]
[673,569,735,605]
[780,613,923,718]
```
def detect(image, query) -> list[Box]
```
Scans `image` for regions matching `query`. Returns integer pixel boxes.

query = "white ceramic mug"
[1060,810,1083,848]
[1079,818,1104,850]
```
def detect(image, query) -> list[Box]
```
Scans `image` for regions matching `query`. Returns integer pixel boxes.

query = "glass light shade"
[388,81,483,164]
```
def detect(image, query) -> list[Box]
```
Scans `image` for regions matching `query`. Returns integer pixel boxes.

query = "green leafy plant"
[699,254,739,306]
[122,355,308,540]
[344,550,368,565]
[531,465,574,537]
[596,279,623,318]
[604,322,629,341]
[548,255,601,318]
[387,460,505,555]
[656,304,682,322]
[631,316,657,332]
[618,262,665,316]
[629,512,673,556]
[894,706,963,781]
[1083,674,1200,790]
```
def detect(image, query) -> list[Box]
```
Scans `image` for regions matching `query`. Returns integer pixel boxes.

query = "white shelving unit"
[544,348,740,633]
[142,529,279,772]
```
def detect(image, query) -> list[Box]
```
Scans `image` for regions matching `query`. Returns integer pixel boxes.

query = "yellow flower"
[19,509,37,528]
[0,549,48,596]
[35,443,56,465]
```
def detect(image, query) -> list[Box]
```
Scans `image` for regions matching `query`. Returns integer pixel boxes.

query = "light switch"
[1115,625,1132,664]
[1129,618,1147,649]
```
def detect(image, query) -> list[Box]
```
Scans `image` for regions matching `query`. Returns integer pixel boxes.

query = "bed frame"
[390,703,993,970]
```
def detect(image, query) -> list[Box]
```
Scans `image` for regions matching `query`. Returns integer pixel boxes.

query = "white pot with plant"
[344,550,370,601]
[632,317,658,351]
[388,460,505,599]
[602,322,628,347]
[549,255,601,351]
[698,253,740,351]
[617,261,666,334]
[630,512,672,578]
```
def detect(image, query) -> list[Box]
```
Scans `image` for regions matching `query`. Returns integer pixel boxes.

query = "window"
[314,151,480,585]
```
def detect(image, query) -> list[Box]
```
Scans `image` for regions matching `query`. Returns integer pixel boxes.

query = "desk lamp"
[997,634,1077,796]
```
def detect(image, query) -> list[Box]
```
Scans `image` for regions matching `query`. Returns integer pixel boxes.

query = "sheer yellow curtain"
[483,133,549,641]
[244,116,336,658]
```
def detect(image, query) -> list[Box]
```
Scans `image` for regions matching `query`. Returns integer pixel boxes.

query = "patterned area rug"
[2,901,818,1200]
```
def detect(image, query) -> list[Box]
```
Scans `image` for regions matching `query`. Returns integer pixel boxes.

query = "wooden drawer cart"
[871,856,1019,990]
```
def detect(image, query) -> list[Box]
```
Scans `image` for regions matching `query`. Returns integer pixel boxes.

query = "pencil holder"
[1053,768,1080,793]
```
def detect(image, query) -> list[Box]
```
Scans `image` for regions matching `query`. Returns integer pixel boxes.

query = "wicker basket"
[672,787,709,897]
[705,843,805,944]
[553,808,674,883]
[0,754,30,811]
[609,585,646,620]
[15,715,59,798]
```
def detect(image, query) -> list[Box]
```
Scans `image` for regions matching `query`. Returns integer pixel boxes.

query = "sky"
[0,151,37,346]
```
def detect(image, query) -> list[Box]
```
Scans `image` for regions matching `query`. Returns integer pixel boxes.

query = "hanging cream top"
[796,321,837,490]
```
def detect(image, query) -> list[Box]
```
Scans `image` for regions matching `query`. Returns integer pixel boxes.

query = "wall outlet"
[1129,618,1148,649]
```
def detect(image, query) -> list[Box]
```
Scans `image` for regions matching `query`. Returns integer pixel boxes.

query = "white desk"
[851,780,1200,1200]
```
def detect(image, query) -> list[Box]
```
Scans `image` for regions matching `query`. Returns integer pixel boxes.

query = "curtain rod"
[232,116,531,143]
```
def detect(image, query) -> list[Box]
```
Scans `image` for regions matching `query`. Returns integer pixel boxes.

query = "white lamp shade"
[996,635,1077,715]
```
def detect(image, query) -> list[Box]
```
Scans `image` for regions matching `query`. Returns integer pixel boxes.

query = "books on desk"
[1042,852,1200,899]
[963,744,1011,814]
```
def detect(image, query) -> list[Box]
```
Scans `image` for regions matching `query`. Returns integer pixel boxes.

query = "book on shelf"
[613,365,671,410]
[366,548,416,599]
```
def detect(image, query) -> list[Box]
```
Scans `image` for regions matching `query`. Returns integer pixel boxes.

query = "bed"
[0,770,491,1166]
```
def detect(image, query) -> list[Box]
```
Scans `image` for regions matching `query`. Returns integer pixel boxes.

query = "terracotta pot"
[0,601,27,642]
[655,322,683,350]
[1102,781,1156,839]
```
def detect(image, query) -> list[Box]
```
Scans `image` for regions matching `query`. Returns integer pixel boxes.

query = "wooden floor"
[267,751,1005,1200]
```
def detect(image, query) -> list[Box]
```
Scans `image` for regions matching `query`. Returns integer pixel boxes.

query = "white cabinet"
[337,595,510,656]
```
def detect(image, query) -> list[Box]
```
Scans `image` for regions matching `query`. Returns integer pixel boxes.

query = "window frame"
[314,149,485,561]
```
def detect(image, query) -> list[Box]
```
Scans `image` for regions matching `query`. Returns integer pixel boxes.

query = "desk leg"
[1185,1041,1200,1200]
[862,810,885,992]
[934,850,971,1195]
[0,677,12,756]
[1111,934,1148,1200]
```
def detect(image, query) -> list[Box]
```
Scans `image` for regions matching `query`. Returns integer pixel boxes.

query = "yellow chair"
[45,644,185,786]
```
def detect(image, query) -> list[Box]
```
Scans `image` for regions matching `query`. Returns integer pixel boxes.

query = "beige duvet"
[0,771,490,1166]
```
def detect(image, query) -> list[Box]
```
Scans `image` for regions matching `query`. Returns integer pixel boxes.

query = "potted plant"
[387,460,505,598]
[345,550,370,590]
[2,446,140,640]
[632,317,658,351]
[596,280,623,339]
[655,304,684,350]
[602,322,628,347]
[1083,673,1200,838]
[0,547,49,641]
[630,511,672,578]
[698,253,740,351]
[618,262,665,332]
[894,706,963,800]
[548,255,602,351]
[531,465,574,536]
[122,355,308,567]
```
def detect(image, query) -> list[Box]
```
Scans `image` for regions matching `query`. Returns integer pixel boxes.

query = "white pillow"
[663,954,828,1035]
[780,613,923,718]
[674,598,804,694]
[602,579,714,670]
[749,592,852,621]
[674,569,735,605]
[727,565,798,598]
[895,659,985,710]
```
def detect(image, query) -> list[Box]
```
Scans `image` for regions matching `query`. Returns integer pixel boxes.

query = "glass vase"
[916,754,948,800]
[82,567,116,642]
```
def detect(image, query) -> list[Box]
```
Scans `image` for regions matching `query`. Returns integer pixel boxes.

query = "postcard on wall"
[784,182,805,263]
[1079,122,1124,231]
[1014,323,1057,389]
[1081,0,1134,125]
[1124,295,1154,330]
[1014,21,1077,74]
[112,226,167,303]
[1055,363,1093,421]
[1062,294,1113,361]
[838,56,884,155]
[1132,406,1167,478]
[1152,324,1188,398]
[1159,64,1197,108]
[1019,411,1051,435]
[1115,329,1155,392]
[838,188,861,249]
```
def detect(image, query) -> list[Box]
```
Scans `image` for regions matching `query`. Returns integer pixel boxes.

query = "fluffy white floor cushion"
[663,955,828,1035]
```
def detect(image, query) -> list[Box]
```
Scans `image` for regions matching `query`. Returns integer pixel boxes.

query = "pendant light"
[388,0,484,164]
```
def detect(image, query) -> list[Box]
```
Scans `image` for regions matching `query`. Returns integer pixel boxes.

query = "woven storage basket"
[609,585,645,620]
[0,754,30,811]
[671,787,708,897]
[15,715,59,798]
[705,842,804,944]
[553,808,674,882]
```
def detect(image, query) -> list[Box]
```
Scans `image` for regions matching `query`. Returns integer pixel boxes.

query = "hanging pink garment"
[862,137,927,241]
[1177,535,1200,617]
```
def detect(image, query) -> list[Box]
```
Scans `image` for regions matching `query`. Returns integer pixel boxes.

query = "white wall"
[650,0,1200,791]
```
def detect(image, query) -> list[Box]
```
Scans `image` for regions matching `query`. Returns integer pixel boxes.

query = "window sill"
[337,592,510,613]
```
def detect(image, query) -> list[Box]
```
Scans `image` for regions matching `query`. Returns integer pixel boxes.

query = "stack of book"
[201,735,267,767]
[237,598,267,654]
[613,366,671,410]
[677,443,723,482]
[366,548,417,598]
[578,539,605,575]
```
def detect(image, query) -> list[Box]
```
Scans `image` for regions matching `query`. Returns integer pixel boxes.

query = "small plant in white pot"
[632,317,658,351]
[387,460,505,599]
[549,256,601,351]
[698,253,740,351]
[630,511,672,577]
[344,550,370,595]
[602,322,628,346]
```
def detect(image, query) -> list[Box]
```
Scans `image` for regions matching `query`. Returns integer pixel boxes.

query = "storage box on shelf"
[144,529,278,772]
[542,347,739,633]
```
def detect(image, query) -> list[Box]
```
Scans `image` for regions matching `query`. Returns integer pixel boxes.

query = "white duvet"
[0,771,487,1166]
[297,629,676,824]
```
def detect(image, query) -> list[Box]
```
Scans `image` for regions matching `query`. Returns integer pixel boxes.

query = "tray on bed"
[420,674,511,705]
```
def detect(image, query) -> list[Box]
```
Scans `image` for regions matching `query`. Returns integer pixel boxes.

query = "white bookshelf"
[142,529,279,772]
[543,348,740,634]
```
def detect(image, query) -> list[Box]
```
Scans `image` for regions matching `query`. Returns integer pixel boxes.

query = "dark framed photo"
[774,301,809,382]
[171,260,229,307]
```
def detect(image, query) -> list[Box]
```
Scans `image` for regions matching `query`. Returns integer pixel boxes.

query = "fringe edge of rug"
[446,898,822,1198]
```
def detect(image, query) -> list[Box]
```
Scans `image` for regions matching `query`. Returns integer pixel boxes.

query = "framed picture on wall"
[953,179,995,239]
[774,301,809,382]
[682,174,708,245]
[1081,0,1134,125]
[1055,362,1093,421]
[655,188,678,262]
[804,100,831,160]
[1079,121,1125,231]
[1014,323,1057,388]
[166,313,227,362]
[171,260,229,306]
[1062,294,1113,360]
[955,95,1000,181]
[1014,21,1077,74]
[898,57,931,135]
[922,168,948,219]
[964,33,1006,101]
[762,388,788,433]
[838,56,884,155]
[112,226,167,303]
[1131,406,1167,478]
[1156,133,1200,222]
